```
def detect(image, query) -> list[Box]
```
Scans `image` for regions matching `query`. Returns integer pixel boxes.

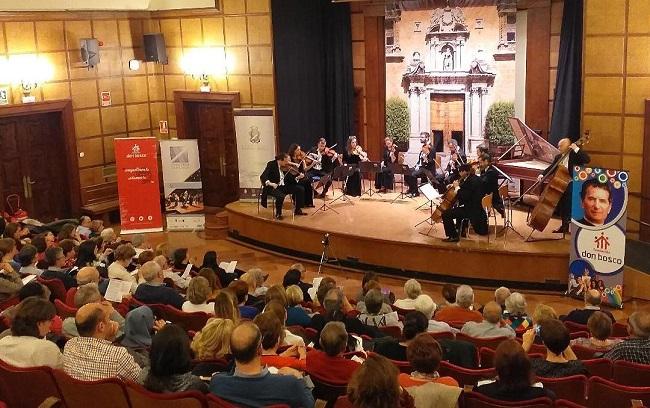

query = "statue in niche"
[406,51,426,75]
[442,48,453,71]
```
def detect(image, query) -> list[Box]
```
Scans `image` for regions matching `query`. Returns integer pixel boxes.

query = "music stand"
[312,164,355,215]
[414,183,442,228]
[389,164,413,204]
[491,165,524,240]
[359,161,382,198]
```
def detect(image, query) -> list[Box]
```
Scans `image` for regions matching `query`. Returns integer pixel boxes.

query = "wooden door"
[187,102,239,208]
[430,94,465,151]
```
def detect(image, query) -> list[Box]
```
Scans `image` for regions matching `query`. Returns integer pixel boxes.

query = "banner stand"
[234,109,276,201]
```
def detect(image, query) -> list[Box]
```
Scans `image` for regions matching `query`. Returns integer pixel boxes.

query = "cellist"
[537,138,590,233]
[441,164,488,243]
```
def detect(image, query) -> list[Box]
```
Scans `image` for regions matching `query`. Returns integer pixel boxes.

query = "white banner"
[234,109,276,200]
[160,139,205,231]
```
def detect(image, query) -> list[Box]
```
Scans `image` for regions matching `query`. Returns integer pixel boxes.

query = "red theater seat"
[537,375,587,404]
[582,358,613,379]
[455,333,510,351]
[613,360,650,387]
[0,361,63,408]
[52,369,130,408]
[587,376,650,408]
[54,299,78,319]
[437,361,496,388]
[37,277,67,303]
[462,391,553,407]
[124,382,206,408]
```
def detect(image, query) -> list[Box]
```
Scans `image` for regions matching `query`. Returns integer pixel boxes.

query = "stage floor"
[226,192,572,291]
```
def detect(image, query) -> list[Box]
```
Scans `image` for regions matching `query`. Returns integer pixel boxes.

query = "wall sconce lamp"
[0,55,53,103]
[181,48,229,93]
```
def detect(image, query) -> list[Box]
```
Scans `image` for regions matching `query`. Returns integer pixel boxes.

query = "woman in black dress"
[343,136,367,197]
[375,137,398,192]
[287,143,315,207]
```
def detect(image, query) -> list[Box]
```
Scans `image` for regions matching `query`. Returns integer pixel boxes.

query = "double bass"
[528,131,591,232]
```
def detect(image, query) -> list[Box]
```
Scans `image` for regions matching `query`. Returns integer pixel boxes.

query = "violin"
[322,143,338,157]
[353,145,369,161]
[280,161,302,177]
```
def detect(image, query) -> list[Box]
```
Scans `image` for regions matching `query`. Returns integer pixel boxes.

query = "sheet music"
[21,275,37,285]
[181,263,193,278]
[105,279,133,303]
[218,261,237,274]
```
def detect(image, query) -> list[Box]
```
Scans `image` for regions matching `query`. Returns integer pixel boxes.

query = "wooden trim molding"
[363,15,386,160]
[640,99,650,242]
[173,90,241,139]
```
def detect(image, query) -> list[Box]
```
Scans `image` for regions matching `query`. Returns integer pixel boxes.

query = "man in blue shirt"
[133,261,184,309]
[210,321,315,407]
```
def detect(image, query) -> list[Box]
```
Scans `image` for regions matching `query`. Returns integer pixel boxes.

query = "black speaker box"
[144,33,168,64]
[80,38,100,67]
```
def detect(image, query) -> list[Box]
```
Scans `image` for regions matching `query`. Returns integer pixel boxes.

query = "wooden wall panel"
[525,2,551,138]
[363,16,385,160]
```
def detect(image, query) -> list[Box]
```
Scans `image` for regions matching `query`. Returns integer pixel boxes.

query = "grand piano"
[495,117,560,183]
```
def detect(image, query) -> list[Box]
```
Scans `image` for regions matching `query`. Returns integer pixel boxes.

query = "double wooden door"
[0,112,71,221]
[430,94,465,151]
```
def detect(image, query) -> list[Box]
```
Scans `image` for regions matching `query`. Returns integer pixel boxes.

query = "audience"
[571,311,623,352]
[248,267,269,297]
[282,265,312,302]
[604,310,650,364]
[197,266,221,299]
[306,321,360,383]
[182,276,215,314]
[265,300,305,347]
[0,297,62,368]
[62,283,125,338]
[213,290,241,323]
[141,324,208,394]
[394,279,422,310]
[121,306,164,367]
[209,322,315,407]
[59,239,78,269]
[375,311,428,361]
[503,292,532,331]
[461,301,515,338]
[0,281,52,322]
[358,288,401,328]
[229,280,258,319]
[285,284,312,327]
[191,318,235,377]
[437,283,458,312]
[356,281,393,315]
[0,238,24,300]
[255,311,306,370]
[239,272,262,306]
[76,266,108,295]
[399,333,458,387]
[153,254,190,289]
[200,250,233,288]
[134,261,184,309]
[347,354,415,408]
[561,289,615,325]
[63,302,141,381]
[41,246,76,290]
[528,319,587,378]
[17,244,42,276]
[107,244,137,289]
[494,286,511,310]
[413,294,453,333]
[435,285,482,324]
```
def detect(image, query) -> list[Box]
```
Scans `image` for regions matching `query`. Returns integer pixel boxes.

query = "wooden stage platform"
[225,194,571,291]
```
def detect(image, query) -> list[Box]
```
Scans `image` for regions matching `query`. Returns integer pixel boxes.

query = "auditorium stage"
[225,194,571,292]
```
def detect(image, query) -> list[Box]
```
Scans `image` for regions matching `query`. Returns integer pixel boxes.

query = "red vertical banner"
[114,137,163,233]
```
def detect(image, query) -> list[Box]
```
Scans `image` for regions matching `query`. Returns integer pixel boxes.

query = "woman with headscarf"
[121,306,165,367]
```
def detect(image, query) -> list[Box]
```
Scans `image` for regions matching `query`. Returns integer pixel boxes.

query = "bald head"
[494,286,511,306]
[76,266,100,286]
[75,302,115,339]
[230,322,262,364]
[483,301,503,324]
[628,310,650,339]
[558,138,571,153]
[586,289,602,307]
[140,261,162,282]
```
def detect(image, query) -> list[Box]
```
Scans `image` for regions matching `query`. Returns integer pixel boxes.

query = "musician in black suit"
[441,164,489,242]
[405,144,436,197]
[260,153,306,220]
[309,138,340,198]
[375,137,398,192]
[538,138,590,233]
[478,153,505,217]
[447,139,466,163]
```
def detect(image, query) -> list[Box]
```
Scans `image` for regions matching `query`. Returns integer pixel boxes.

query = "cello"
[528,131,591,233]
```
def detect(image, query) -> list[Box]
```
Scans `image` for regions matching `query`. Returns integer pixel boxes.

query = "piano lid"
[507,117,559,164]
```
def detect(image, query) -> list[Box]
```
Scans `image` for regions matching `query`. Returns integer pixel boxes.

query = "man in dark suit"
[405,144,437,197]
[441,164,488,242]
[539,138,590,233]
[561,289,615,325]
[479,153,505,217]
[260,153,306,220]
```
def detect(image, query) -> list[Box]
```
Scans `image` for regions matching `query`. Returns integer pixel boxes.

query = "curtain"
[271,0,355,152]
[549,0,584,145]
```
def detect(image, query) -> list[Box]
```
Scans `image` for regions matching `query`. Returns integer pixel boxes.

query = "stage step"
[204,207,229,240]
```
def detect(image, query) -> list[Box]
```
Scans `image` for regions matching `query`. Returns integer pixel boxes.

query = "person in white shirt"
[461,302,516,339]
[108,243,137,292]
[394,279,422,310]
[182,276,215,314]
[0,297,62,368]
[413,294,455,333]
[152,254,190,289]
[358,289,402,329]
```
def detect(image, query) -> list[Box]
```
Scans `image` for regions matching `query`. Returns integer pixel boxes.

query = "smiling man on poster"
[578,179,613,227]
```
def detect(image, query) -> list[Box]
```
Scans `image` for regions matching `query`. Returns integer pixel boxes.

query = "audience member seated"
[435,285,482,324]
[17,244,42,276]
[264,300,305,347]
[121,306,164,368]
[182,276,215,314]
[0,297,62,368]
[0,281,51,323]
[503,292,532,331]
[435,283,458,313]
[561,289,615,325]
[394,279,422,310]
[200,250,234,288]
[134,261,184,309]
[70,240,105,277]
[311,287,383,341]
[528,319,587,378]
[375,311,428,361]
[248,267,269,297]
[209,322,315,407]
[153,254,190,289]
[31,234,49,270]
[347,354,415,408]
[213,290,241,323]
[63,302,141,381]
[399,333,458,388]
[239,272,262,307]
[76,216,92,240]
[282,265,312,302]
[140,324,209,394]
[3,222,26,253]
[197,267,220,300]
[76,266,108,295]
[461,301,515,338]
[191,318,235,377]
[356,280,393,315]
[523,304,559,349]
[62,284,125,338]
[286,284,312,327]
[130,233,151,256]
[413,294,454,333]
[358,288,402,328]
[0,238,24,301]
[41,246,76,290]
[171,247,198,274]
[571,311,623,352]
[306,321,360,383]
[229,280,258,319]
[474,339,556,401]
[493,286,511,311]
[604,310,650,364]
[59,239,78,269]
[255,312,306,370]
[58,223,81,245]
[107,243,137,291]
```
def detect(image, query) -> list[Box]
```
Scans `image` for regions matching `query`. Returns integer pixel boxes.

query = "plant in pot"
[484,101,515,158]
[386,97,410,151]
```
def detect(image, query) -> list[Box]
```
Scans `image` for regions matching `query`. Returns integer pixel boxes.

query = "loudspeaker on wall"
[144,33,168,64]
[80,38,100,67]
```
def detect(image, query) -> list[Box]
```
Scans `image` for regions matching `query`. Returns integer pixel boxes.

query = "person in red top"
[306,321,360,384]
[399,333,458,388]
[434,285,482,325]
[254,312,306,371]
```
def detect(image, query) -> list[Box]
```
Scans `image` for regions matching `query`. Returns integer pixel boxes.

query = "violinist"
[343,136,366,196]
[537,138,590,233]
[260,153,306,220]
[375,137,398,193]
[439,151,464,187]
[441,164,488,242]
[405,143,436,197]
[447,139,466,163]
[308,138,338,199]
[287,143,315,208]
[478,153,505,217]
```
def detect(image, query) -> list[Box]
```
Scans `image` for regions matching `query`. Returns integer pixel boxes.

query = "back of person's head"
[76,240,98,267]
[323,288,344,316]
[265,284,288,307]
[414,294,436,320]
[264,300,287,325]
[586,289,602,307]
[230,321,262,364]
[191,318,234,360]
[482,301,503,324]
[348,354,403,408]
[59,239,77,258]
[404,279,422,300]
[201,250,217,269]
[121,306,154,348]
[505,292,527,316]
[362,280,381,297]
[130,234,146,248]
[18,282,48,301]
[239,273,256,292]
[11,297,56,337]
[455,285,474,309]
[31,234,47,253]
[494,339,533,392]
[403,311,428,340]
[57,223,76,241]
[198,267,220,291]
[361,272,379,289]
[140,261,162,282]
[364,289,384,315]
[74,283,102,308]
[17,244,37,267]
[289,263,306,274]
[588,311,613,341]
[406,333,443,374]
[228,280,248,304]
[149,324,192,377]
[285,285,303,307]
[247,268,267,287]
[316,277,337,305]
[253,312,284,350]
[628,310,650,339]
[100,227,116,242]
[0,237,16,258]
[76,266,100,286]
[282,269,302,288]
[494,286,511,306]
[320,321,348,357]
[44,246,62,267]
[213,290,240,322]
[540,319,570,355]
[137,250,155,266]
[114,243,136,262]
[171,248,188,269]
[442,284,458,304]
[75,302,116,338]
[153,255,169,270]
[187,276,211,305]
[532,304,558,325]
